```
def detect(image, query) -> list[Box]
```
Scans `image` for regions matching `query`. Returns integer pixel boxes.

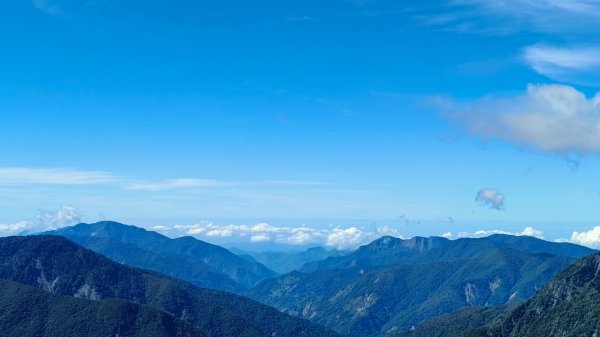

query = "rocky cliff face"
[493,254,600,337]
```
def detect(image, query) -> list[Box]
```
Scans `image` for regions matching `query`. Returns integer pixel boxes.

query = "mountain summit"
[48,221,276,291]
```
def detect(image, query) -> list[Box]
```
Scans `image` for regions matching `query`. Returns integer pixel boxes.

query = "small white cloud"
[325,227,374,250]
[441,232,453,239]
[376,226,404,238]
[205,228,235,237]
[36,205,82,230]
[442,84,600,155]
[276,227,325,245]
[570,226,600,248]
[476,188,505,210]
[520,226,544,238]
[250,234,271,243]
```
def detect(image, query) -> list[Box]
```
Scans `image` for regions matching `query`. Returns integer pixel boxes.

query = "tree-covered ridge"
[48,221,276,290]
[0,235,339,337]
[396,253,600,337]
[489,252,600,337]
[0,279,206,337]
[250,234,596,337]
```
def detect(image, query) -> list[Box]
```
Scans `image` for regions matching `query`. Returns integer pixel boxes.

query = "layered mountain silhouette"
[0,235,338,337]
[47,221,276,291]
[249,235,595,337]
[232,246,347,274]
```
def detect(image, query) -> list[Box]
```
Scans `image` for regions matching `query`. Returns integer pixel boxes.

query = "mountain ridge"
[47,221,276,290]
[0,235,339,337]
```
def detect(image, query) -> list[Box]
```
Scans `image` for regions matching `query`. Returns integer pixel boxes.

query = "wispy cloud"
[523,45,600,85]
[127,179,226,191]
[439,84,600,155]
[476,188,505,210]
[0,167,117,185]
[446,0,600,34]
[32,0,62,14]
[31,0,112,16]
[126,178,325,191]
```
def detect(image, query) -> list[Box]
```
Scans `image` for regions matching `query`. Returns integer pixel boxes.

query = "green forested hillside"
[250,235,593,337]
[395,253,600,337]
[0,235,338,337]
[48,221,276,290]
[489,253,600,337]
[0,279,206,337]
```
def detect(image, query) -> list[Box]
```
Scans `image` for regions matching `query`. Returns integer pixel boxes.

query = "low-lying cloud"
[0,206,82,236]
[443,226,544,239]
[569,226,600,248]
[159,222,405,250]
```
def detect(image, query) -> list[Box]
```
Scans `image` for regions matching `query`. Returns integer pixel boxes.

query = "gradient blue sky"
[2,0,600,249]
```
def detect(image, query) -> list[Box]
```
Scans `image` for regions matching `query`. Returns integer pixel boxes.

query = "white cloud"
[441,232,453,239]
[250,234,271,243]
[276,227,326,245]
[570,226,600,248]
[470,226,544,239]
[0,167,117,185]
[476,188,505,210]
[205,228,235,237]
[0,206,83,237]
[36,205,82,230]
[167,222,403,250]
[520,226,544,238]
[0,222,31,236]
[443,84,600,155]
[376,225,404,238]
[325,227,375,250]
[524,45,600,85]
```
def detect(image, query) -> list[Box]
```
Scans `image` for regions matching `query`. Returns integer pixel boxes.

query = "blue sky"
[2,0,600,249]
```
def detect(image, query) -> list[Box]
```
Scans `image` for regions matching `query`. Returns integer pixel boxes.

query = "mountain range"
[400,251,600,337]
[1,220,599,336]
[0,235,338,337]
[231,246,347,274]
[47,221,276,292]
[249,235,596,337]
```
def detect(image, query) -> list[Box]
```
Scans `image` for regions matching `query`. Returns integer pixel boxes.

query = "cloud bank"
[158,222,405,250]
[443,226,544,239]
